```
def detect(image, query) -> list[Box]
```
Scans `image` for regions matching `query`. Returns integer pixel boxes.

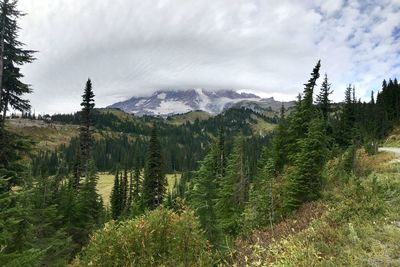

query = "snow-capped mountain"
[108,89,293,116]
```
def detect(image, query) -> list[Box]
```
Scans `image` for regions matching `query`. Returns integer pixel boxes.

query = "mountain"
[108,89,294,116]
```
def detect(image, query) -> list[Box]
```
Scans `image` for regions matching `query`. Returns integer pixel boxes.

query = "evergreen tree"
[216,135,249,236]
[142,125,166,209]
[272,103,288,172]
[316,74,332,122]
[110,170,122,219]
[285,116,327,211]
[121,168,128,213]
[335,84,355,147]
[286,60,321,160]
[78,79,95,185]
[216,126,226,180]
[0,0,35,129]
[190,142,220,244]
[74,160,104,247]
[243,152,276,230]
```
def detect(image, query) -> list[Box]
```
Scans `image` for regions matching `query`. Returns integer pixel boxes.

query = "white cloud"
[16,0,400,113]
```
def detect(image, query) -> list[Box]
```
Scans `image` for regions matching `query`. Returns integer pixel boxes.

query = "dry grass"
[233,202,327,266]
[167,111,212,125]
[251,117,276,135]
[97,173,115,207]
[166,173,181,193]
[383,126,400,146]
[355,148,395,176]
[6,118,79,151]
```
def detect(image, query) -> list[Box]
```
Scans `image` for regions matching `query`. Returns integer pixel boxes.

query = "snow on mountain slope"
[108,89,292,116]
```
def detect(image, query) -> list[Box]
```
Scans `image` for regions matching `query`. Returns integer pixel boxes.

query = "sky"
[17,0,400,114]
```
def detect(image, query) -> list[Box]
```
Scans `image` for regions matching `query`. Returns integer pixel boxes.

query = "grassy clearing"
[167,111,212,125]
[232,151,400,266]
[97,108,136,121]
[251,117,276,135]
[6,118,79,151]
[97,173,181,206]
[166,173,181,193]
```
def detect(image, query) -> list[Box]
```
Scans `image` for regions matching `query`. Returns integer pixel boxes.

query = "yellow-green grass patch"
[97,172,181,206]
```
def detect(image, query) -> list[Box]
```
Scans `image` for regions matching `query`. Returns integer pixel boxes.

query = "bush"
[72,207,212,267]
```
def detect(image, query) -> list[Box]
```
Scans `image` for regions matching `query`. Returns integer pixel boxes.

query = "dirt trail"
[378,147,400,164]
[378,147,400,155]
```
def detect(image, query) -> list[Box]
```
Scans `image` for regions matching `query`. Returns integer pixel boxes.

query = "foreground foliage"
[73,207,212,267]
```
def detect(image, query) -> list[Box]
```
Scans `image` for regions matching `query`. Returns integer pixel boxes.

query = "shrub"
[72,208,212,267]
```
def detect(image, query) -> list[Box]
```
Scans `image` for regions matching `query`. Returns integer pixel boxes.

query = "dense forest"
[1,1,400,266]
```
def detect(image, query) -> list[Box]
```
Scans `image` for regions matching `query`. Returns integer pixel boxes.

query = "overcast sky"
[17,0,400,114]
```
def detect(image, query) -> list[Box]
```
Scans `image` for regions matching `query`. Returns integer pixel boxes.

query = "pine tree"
[243,152,276,230]
[335,84,355,147]
[190,142,220,244]
[110,170,122,219]
[316,74,333,122]
[0,0,35,129]
[273,103,288,172]
[74,160,103,247]
[216,135,249,236]
[285,116,327,211]
[79,79,95,184]
[216,127,226,180]
[142,125,166,209]
[286,60,321,160]
[121,168,128,213]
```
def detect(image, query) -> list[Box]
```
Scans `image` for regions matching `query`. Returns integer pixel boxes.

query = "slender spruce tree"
[0,0,35,129]
[316,74,333,122]
[110,170,122,219]
[76,79,95,188]
[286,60,321,160]
[121,168,128,212]
[142,125,166,209]
[216,135,249,236]
[190,141,220,244]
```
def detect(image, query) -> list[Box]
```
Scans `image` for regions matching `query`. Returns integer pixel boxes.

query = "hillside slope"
[233,149,400,266]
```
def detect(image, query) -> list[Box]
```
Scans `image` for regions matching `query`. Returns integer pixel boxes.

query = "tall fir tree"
[74,160,104,247]
[316,74,333,122]
[215,135,249,236]
[243,151,276,230]
[216,126,226,180]
[0,0,35,129]
[190,141,220,244]
[110,170,122,219]
[335,84,356,148]
[121,168,128,213]
[284,116,327,212]
[76,79,95,188]
[142,125,166,209]
[286,60,321,160]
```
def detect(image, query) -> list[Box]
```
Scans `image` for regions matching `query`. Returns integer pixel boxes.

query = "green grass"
[97,172,181,206]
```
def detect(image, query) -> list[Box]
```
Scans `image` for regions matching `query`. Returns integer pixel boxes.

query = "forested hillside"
[1,1,400,266]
